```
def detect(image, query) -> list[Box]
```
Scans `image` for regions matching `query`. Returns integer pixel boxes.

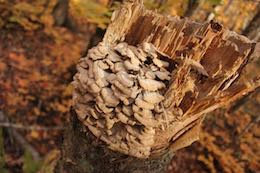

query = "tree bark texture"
[59,1,260,173]
[60,110,174,173]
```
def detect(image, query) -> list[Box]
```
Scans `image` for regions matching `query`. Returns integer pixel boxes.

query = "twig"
[11,128,41,161]
[0,111,41,161]
[239,115,260,138]
[0,122,65,131]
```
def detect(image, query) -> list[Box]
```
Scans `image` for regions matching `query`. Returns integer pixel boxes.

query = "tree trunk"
[58,1,259,173]
[59,110,174,173]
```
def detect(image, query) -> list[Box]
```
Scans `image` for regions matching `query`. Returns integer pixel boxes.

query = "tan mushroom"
[90,108,100,119]
[124,60,140,71]
[139,135,154,146]
[117,112,129,124]
[142,42,156,56]
[107,73,117,82]
[111,85,130,105]
[78,59,88,69]
[154,71,171,80]
[114,42,128,55]
[126,134,143,147]
[86,124,102,137]
[150,65,159,72]
[130,85,141,99]
[117,112,136,125]
[154,104,163,113]
[86,59,94,78]
[152,58,165,68]
[93,61,109,87]
[105,116,117,129]
[112,80,132,96]
[142,127,155,135]
[114,62,126,72]
[76,66,89,84]
[104,59,115,70]
[96,78,109,88]
[88,46,107,60]
[120,142,129,151]
[97,43,109,55]
[129,46,147,62]
[135,94,154,110]
[143,91,164,104]
[138,77,165,91]
[107,50,122,62]
[125,125,142,138]
[101,87,120,107]
[116,71,134,87]
[145,71,156,79]
[74,104,89,120]
[97,60,109,70]
[96,119,105,128]
[122,105,133,116]
[84,115,96,126]
[134,113,158,128]
[88,81,101,94]
[97,102,113,114]
[128,52,141,66]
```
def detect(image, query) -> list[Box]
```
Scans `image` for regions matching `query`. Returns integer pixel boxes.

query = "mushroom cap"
[73,42,172,158]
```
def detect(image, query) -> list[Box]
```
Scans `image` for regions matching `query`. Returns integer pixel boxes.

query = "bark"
[58,1,260,173]
[59,110,173,173]
[243,9,260,42]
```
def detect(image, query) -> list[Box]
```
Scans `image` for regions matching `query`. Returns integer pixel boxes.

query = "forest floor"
[0,0,259,173]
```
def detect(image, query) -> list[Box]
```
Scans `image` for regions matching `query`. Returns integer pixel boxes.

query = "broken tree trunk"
[59,1,260,173]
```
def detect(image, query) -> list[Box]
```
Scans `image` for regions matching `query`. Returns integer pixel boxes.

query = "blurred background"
[0,0,259,172]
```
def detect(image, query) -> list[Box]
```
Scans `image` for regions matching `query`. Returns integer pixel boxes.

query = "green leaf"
[23,150,41,173]
[70,0,111,29]
[208,0,222,5]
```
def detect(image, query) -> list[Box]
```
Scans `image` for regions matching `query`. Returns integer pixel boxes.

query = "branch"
[0,122,65,131]
[0,111,41,161]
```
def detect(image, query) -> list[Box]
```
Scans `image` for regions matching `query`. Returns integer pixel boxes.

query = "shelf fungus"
[73,42,176,158]
[72,0,259,160]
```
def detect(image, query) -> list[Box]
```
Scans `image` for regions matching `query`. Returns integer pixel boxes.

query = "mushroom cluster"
[73,42,172,158]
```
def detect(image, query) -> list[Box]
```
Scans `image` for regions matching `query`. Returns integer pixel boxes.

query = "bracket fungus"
[72,0,259,160]
[73,42,173,158]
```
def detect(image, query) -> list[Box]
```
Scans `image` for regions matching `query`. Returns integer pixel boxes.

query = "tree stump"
[59,1,260,173]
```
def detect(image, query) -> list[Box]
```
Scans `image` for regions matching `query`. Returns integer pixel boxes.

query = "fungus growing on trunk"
[69,0,259,172]
[73,42,175,158]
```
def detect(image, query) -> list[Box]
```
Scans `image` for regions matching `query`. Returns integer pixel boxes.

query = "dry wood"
[60,1,260,173]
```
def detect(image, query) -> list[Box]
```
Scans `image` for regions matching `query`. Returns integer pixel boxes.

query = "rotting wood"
[60,1,260,173]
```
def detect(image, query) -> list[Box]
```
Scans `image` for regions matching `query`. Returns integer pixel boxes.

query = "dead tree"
[59,1,260,173]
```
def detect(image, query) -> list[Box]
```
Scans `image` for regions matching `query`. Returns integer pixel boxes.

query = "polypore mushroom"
[114,42,128,55]
[101,87,120,107]
[114,62,126,72]
[112,80,132,96]
[145,71,156,79]
[138,77,165,91]
[116,71,134,87]
[134,113,158,128]
[73,42,173,159]
[122,105,133,116]
[143,91,164,104]
[124,60,140,71]
[135,94,154,110]
[154,70,171,80]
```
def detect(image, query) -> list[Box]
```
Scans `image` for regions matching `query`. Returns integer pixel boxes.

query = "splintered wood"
[72,1,259,159]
